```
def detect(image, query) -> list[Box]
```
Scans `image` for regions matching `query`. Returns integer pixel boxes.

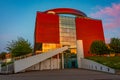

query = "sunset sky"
[0,0,120,52]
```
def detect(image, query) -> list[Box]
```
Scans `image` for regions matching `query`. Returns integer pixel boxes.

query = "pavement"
[0,69,120,80]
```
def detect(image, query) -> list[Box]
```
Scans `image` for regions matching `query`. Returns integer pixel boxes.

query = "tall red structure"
[76,18,104,56]
[34,8,105,57]
[35,12,59,43]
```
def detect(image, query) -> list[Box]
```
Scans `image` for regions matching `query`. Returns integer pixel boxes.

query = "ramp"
[14,46,68,73]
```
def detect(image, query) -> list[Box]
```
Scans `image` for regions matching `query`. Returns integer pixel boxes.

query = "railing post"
[57,54,60,69]
[6,64,8,74]
[0,63,1,72]
[50,57,52,70]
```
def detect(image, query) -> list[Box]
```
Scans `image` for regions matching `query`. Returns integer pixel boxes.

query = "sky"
[0,0,120,53]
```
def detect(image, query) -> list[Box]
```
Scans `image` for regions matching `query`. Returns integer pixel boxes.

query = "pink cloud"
[91,3,120,17]
[100,4,120,16]
[90,3,120,29]
[104,17,120,29]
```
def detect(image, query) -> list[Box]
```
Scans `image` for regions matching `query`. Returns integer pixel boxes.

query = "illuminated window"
[42,43,61,52]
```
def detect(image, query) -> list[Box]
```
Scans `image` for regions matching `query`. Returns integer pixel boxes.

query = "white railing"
[81,58,115,74]
[0,63,14,74]
[13,53,33,61]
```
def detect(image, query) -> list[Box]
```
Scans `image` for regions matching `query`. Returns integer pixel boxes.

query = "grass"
[85,56,120,70]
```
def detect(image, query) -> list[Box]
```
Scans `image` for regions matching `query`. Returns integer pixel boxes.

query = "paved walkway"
[0,69,120,80]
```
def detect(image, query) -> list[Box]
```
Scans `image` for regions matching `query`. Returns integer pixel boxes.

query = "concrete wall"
[26,58,60,71]
[81,58,115,74]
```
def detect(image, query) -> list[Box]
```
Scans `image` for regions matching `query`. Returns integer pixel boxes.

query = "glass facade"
[59,16,77,54]
[35,43,61,53]
[42,43,61,52]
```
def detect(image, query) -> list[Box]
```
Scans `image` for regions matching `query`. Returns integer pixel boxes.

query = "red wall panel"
[76,18,105,57]
[35,12,60,43]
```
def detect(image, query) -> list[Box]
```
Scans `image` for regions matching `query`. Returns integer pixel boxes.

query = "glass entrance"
[59,16,77,68]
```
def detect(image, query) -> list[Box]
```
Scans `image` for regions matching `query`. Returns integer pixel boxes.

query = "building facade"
[0,8,106,73]
[34,8,105,58]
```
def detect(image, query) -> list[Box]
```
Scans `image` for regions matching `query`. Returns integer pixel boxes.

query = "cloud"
[91,3,120,17]
[90,3,120,29]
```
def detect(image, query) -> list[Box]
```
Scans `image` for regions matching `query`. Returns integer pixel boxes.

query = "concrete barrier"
[14,46,68,73]
[81,58,115,74]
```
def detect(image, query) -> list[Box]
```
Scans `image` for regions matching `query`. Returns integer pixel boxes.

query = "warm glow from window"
[42,43,61,52]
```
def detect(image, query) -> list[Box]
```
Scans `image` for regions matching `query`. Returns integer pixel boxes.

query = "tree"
[6,37,32,57]
[90,40,110,56]
[109,38,120,55]
[0,52,7,60]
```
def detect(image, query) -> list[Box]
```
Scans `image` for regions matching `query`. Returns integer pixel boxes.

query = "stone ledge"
[116,70,120,75]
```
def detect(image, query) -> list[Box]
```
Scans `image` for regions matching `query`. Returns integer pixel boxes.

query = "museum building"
[34,8,105,57]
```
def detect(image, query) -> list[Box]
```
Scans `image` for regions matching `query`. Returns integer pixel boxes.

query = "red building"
[34,8,105,57]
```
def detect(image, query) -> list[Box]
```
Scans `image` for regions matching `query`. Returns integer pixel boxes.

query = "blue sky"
[0,0,120,52]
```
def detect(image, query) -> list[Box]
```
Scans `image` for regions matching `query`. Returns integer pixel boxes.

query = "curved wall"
[44,8,87,17]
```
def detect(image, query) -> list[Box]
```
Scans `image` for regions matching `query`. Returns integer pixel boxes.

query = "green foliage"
[109,38,120,54]
[90,40,110,55]
[1,61,14,67]
[64,50,71,59]
[86,56,120,69]
[0,52,7,60]
[64,50,77,59]
[6,37,32,57]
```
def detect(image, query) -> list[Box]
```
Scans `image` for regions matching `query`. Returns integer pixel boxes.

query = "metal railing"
[13,53,33,61]
[0,63,14,74]
[0,53,39,74]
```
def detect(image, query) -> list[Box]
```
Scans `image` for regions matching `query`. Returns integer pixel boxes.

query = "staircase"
[14,46,68,73]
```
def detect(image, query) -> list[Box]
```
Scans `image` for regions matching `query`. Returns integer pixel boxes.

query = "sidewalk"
[0,69,120,80]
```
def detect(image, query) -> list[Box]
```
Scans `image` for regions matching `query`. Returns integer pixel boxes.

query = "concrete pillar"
[76,40,84,68]
[57,54,60,69]
[0,64,1,72]
[61,53,64,69]
[39,62,41,70]
[50,57,53,70]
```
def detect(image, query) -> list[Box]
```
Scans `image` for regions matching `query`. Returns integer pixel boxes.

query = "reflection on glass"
[59,16,77,54]
[42,43,61,52]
